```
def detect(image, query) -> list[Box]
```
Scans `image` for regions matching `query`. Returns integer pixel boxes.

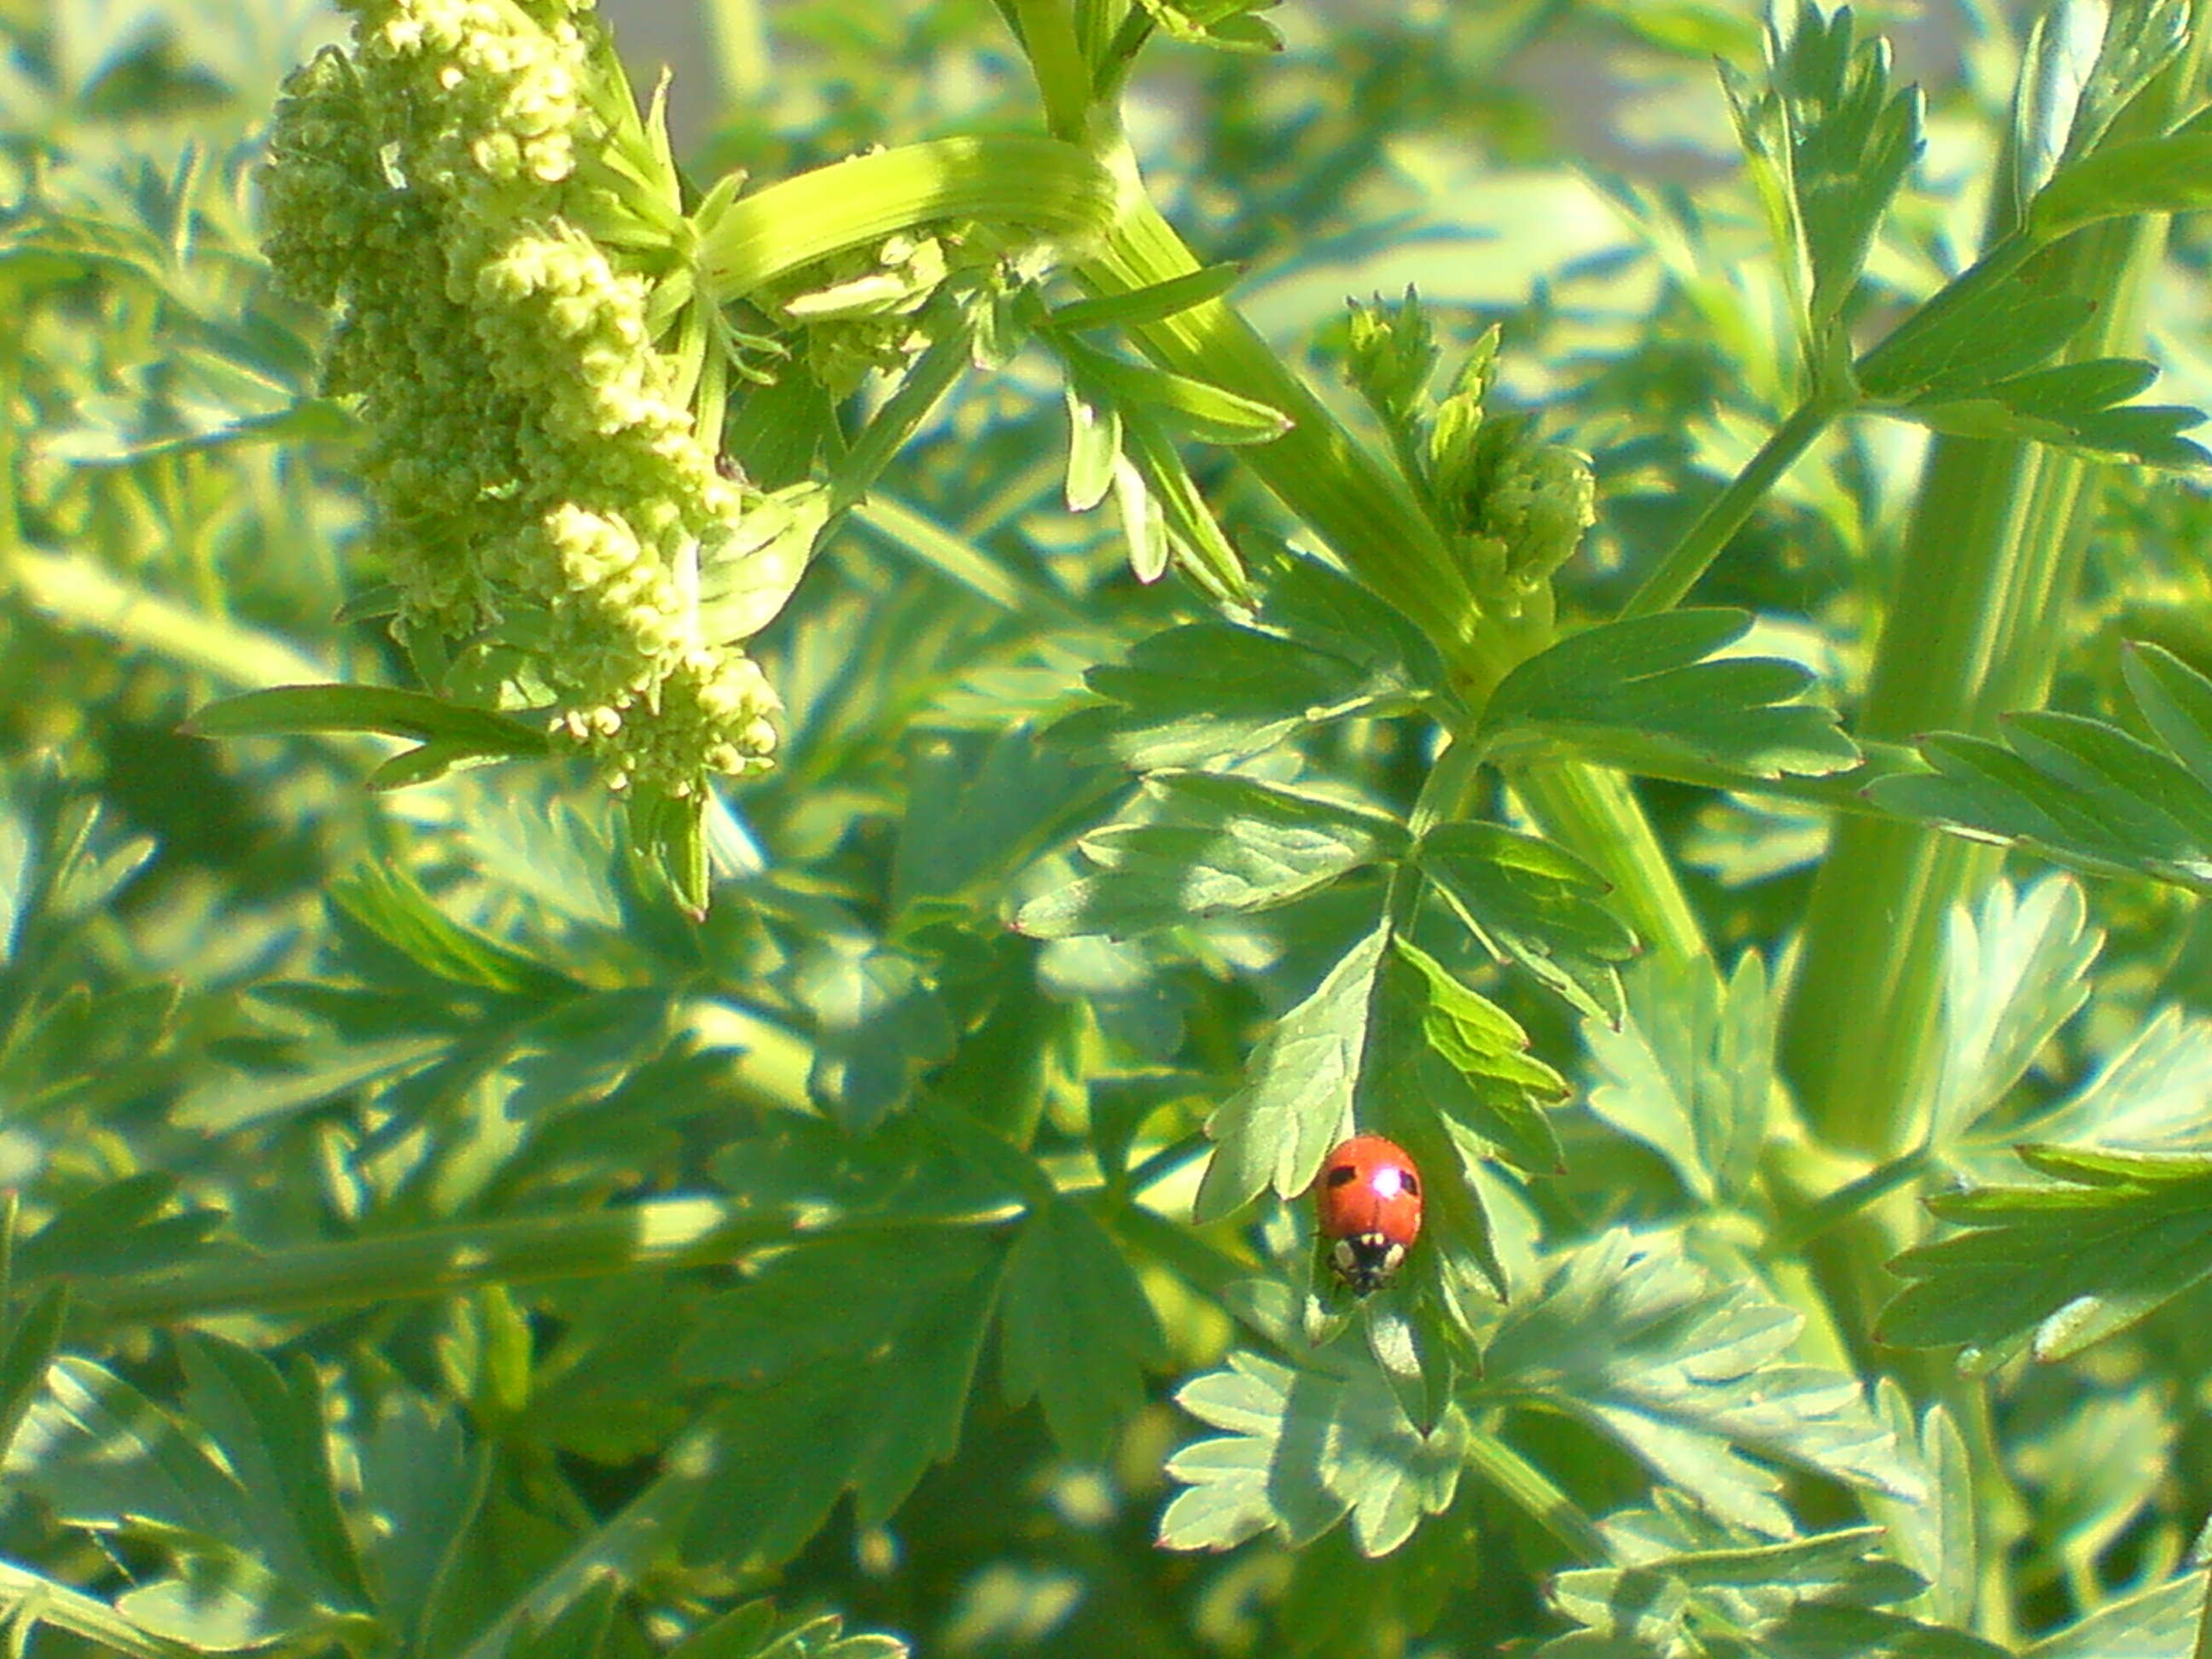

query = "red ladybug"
[1314,1134,1423,1295]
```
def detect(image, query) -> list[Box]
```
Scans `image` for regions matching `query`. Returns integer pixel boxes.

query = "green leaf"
[2030,131,2212,240]
[703,1110,1030,1238]
[1062,379,1121,512]
[1062,339,1291,445]
[1545,1503,1943,1659]
[1870,645,2212,892]
[1878,1147,2212,1362]
[1121,410,1253,604]
[1046,264,1243,333]
[14,1173,224,1282]
[1481,610,1859,780]
[4,1358,327,1633]
[1016,771,1406,940]
[1924,876,2100,1150]
[1861,1383,1976,1629]
[186,684,551,758]
[1388,936,1570,1178]
[2018,1002,2212,1154]
[893,725,1095,918]
[1722,3,1924,335]
[328,861,582,1000]
[792,946,956,1132]
[998,1198,1167,1460]
[665,1600,910,1659]
[175,1337,370,1612]
[1856,276,2094,405]
[355,1393,486,1656]
[1583,952,1775,1208]
[1191,923,1388,1222]
[680,1228,1006,1568]
[1051,612,1418,772]
[2020,1571,2205,1659]
[1417,820,1637,1022]
[1887,358,2208,469]
[1158,1350,1465,1557]
[1482,1232,1921,1533]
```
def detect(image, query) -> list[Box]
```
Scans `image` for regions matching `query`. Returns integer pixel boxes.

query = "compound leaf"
[1879,1147,2212,1363]
[680,1228,1006,1568]
[1158,1350,1464,1558]
[1481,610,1858,780]
[1483,1232,1919,1534]
[1417,821,1637,1022]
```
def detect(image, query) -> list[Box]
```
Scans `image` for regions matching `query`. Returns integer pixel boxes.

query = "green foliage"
[1873,642,2212,891]
[14,0,2212,1655]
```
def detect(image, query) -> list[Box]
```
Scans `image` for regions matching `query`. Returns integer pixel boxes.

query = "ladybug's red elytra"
[1314,1133,1423,1295]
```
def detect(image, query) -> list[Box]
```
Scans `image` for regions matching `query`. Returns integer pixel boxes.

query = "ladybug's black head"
[1330,1231,1405,1295]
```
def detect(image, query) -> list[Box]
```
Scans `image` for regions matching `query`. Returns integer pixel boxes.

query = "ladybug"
[1314,1133,1423,1295]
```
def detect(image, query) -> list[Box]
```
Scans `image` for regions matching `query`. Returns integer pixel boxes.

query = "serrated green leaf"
[355,1393,486,1655]
[329,861,581,999]
[1481,610,1858,779]
[1726,3,1924,335]
[14,1173,224,1283]
[1584,952,1774,1207]
[1871,655,2212,891]
[1889,358,2208,468]
[2019,1570,2204,1659]
[680,1229,1006,1567]
[1879,1148,2212,1360]
[1192,924,1387,1221]
[1159,1350,1464,1557]
[177,1337,370,1612]
[707,1108,1022,1239]
[998,1198,1167,1460]
[1483,1232,1920,1533]
[7,1359,284,1579]
[1389,935,1569,1177]
[1052,614,1417,772]
[1861,1383,1976,1628]
[2018,1002,2212,1153]
[2124,640,2212,781]
[1417,820,1636,1021]
[1016,771,1405,940]
[1924,875,2101,1150]
[1542,1501,1939,1658]
[1857,279,2094,405]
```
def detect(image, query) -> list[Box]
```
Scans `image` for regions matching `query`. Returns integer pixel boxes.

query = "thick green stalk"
[1780,197,2183,1157]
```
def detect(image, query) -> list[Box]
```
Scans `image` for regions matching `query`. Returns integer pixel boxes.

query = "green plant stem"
[1780,242,2182,1157]
[1462,1424,1610,1563]
[8,549,335,690]
[1511,764,1708,964]
[65,1199,781,1330]
[1622,397,1838,618]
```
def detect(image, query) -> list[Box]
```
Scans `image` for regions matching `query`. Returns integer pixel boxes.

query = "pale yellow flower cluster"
[263,0,785,798]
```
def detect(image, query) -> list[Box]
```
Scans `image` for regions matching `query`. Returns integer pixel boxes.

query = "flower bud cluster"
[262,0,785,798]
